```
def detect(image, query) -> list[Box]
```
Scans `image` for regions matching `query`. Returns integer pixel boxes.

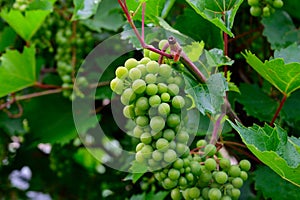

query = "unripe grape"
[247,0,259,6]
[136,142,144,152]
[115,66,128,79]
[230,188,241,199]
[123,105,135,119]
[143,48,151,57]
[178,176,188,188]
[204,144,217,157]
[141,145,153,158]
[221,195,231,200]
[110,78,124,95]
[196,139,207,148]
[171,188,181,200]
[152,150,163,161]
[190,161,202,176]
[125,58,138,69]
[176,130,189,143]
[214,171,228,184]
[205,158,217,171]
[146,61,160,74]
[150,116,165,132]
[134,107,147,116]
[164,149,177,163]
[167,113,181,128]
[149,51,160,61]
[163,177,177,189]
[159,39,168,50]
[145,73,157,84]
[135,116,149,127]
[136,96,149,111]
[132,79,146,94]
[228,165,241,177]
[158,83,168,94]
[133,126,143,138]
[156,138,169,152]
[159,64,172,77]
[240,171,248,181]
[173,76,184,87]
[161,92,171,102]
[168,168,181,180]
[168,83,180,96]
[231,177,243,188]
[219,158,231,171]
[149,95,161,107]
[250,6,262,17]
[188,187,200,199]
[208,188,222,200]
[139,57,151,65]
[140,132,152,144]
[176,143,188,155]
[185,172,194,182]
[273,0,283,8]
[121,88,136,105]
[263,6,270,17]
[163,129,175,141]
[62,75,72,82]
[172,95,185,109]
[137,64,147,76]
[135,151,145,163]
[200,170,212,183]
[158,102,171,116]
[146,83,158,96]
[129,68,142,80]
[239,159,251,171]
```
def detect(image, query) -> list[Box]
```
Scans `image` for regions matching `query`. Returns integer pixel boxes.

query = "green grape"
[171,188,182,200]
[202,187,210,199]
[219,158,231,171]
[159,64,172,77]
[144,48,151,57]
[214,171,228,184]
[176,143,188,155]
[263,6,270,17]
[156,138,169,152]
[145,73,157,84]
[188,187,200,199]
[167,113,181,128]
[158,83,168,94]
[149,95,161,107]
[173,76,184,87]
[132,79,146,94]
[239,159,251,171]
[204,144,217,157]
[123,105,135,119]
[164,149,177,163]
[173,158,184,169]
[135,97,150,111]
[230,188,241,199]
[168,168,181,180]
[205,158,217,171]
[146,61,160,74]
[247,0,259,6]
[134,107,147,116]
[178,176,188,188]
[141,145,153,158]
[163,177,178,189]
[231,177,243,188]
[152,150,163,161]
[196,139,207,148]
[146,83,158,96]
[133,126,144,138]
[221,195,232,200]
[135,116,149,127]
[110,78,124,95]
[137,64,147,76]
[62,75,72,82]
[149,51,160,61]
[150,116,165,132]
[136,143,144,152]
[250,6,262,17]
[190,161,202,176]
[158,102,171,116]
[176,130,189,143]
[159,39,168,50]
[129,68,142,80]
[140,132,152,144]
[228,166,241,177]
[115,66,128,79]
[273,0,283,8]
[136,151,145,163]
[77,77,88,87]
[172,95,185,109]
[199,170,212,183]
[161,92,171,102]
[139,57,151,65]
[125,58,139,69]
[163,129,175,141]
[208,188,222,200]
[168,83,180,96]
[240,171,248,181]
[185,172,194,182]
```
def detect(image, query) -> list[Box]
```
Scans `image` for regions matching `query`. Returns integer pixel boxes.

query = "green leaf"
[0,106,26,136]
[183,41,205,62]
[27,0,57,11]
[128,160,147,183]
[0,9,51,41]
[184,73,228,115]
[274,43,300,64]
[281,90,300,129]
[235,84,279,122]
[0,27,16,52]
[73,147,104,172]
[185,0,244,37]
[243,51,300,96]
[126,0,166,24]
[80,0,123,32]
[262,10,298,50]
[72,0,101,20]
[0,46,36,98]
[254,166,300,199]
[229,121,300,187]
[205,49,234,67]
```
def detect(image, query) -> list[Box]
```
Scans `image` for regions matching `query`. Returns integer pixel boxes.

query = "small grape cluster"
[12,0,31,11]
[248,0,284,17]
[111,55,192,170]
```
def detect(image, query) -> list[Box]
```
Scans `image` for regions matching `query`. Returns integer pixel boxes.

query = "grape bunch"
[111,55,192,170]
[248,0,284,17]
[12,0,31,11]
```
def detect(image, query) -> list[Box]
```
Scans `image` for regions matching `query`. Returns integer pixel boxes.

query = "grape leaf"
[27,0,57,11]
[184,73,228,115]
[262,10,298,50]
[128,160,147,183]
[0,9,51,41]
[81,0,124,32]
[235,84,279,122]
[73,147,104,172]
[0,27,16,52]
[229,121,300,187]
[185,0,244,37]
[274,43,300,64]
[243,51,300,96]
[0,46,36,98]
[126,0,166,24]
[183,41,205,62]
[205,49,234,67]
[72,0,101,20]
[281,90,300,129]
[254,166,300,199]
[0,106,26,136]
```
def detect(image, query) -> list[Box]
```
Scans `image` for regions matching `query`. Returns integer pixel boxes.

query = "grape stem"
[209,113,226,145]
[270,94,287,126]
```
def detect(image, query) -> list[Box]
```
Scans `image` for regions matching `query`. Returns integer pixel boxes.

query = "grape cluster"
[111,55,192,170]
[12,0,31,11]
[248,0,284,17]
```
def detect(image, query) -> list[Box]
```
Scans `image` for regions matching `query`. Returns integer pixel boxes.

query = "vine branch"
[270,94,287,126]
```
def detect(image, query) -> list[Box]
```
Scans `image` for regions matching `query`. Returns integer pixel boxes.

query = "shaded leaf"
[229,121,300,187]
[27,0,57,11]
[243,51,300,96]
[0,9,51,41]
[254,165,300,199]
[205,49,234,67]
[0,27,16,52]
[281,90,300,129]
[236,84,278,122]
[183,41,205,62]
[0,46,36,98]
[73,147,104,172]
[185,0,244,37]
[274,43,300,63]
[72,0,101,20]
[0,106,26,136]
